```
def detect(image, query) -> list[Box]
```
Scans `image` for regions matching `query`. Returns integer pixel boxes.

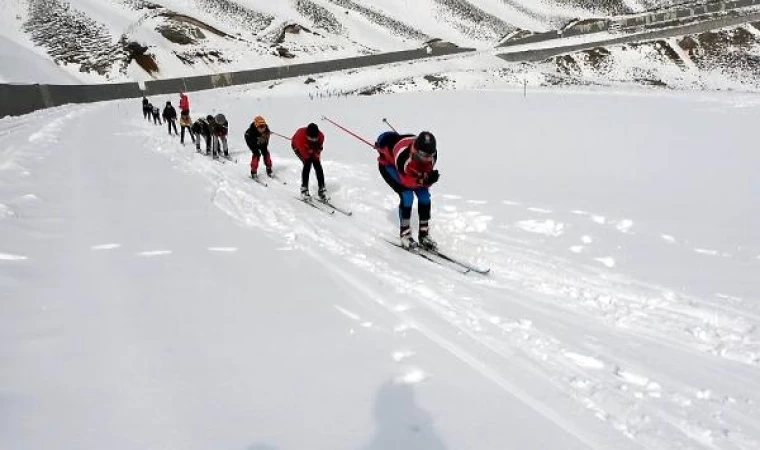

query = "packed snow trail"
[2,86,759,449]
[132,88,760,449]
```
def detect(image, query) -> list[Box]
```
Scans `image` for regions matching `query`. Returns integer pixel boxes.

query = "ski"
[268,173,287,185]
[428,249,490,275]
[295,196,335,215]
[383,239,469,274]
[250,174,268,187]
[222,154,237,163]
[317,199,352,216]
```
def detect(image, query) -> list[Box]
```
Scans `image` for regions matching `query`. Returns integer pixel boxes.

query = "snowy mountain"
[2,0,760,90]
[2,70,759,449]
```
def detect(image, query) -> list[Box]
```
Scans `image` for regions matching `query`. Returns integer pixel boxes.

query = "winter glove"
[424,170,440,186]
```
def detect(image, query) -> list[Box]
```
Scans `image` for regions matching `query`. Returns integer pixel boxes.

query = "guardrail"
[1,45,473,118]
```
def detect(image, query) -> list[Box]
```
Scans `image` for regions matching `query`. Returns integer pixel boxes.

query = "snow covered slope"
[1,77,758,448]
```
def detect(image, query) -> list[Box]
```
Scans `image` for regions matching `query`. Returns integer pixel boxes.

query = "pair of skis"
[250,171,288,187]
[296,196,353,216]
[198,149,236,164]
[249,173,351,216]
[384,239,490,275]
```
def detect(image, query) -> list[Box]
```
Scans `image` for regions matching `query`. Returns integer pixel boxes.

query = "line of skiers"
[140,95,440,250]
[142,93,228,157]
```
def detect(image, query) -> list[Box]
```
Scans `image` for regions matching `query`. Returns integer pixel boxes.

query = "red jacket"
[292,127,324,161]
[179,94,189,111]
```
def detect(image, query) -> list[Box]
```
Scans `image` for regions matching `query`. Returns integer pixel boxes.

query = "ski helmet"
[254,115,267,127]
[206,115,214,122]
[215,113,227,125]
[306,122,319,138]
[414,131,436,155]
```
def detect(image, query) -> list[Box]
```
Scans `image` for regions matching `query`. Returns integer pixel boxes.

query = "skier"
[211,113,229,158]
[142,97,151,120]
[244,115,273,179]
[179,92,190,115]
[292,123,327,201]
[191,115,212,154]
[179,110,194,144]
[162,101,178,135]
[374,131,440,250]
[151,104,162,125]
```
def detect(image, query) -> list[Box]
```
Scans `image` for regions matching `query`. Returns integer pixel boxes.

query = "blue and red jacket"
[375,132,437,189]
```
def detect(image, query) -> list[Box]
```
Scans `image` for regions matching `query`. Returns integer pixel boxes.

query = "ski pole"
[271,131,291,141]
[381,118,397,132]
[321,116,374,148]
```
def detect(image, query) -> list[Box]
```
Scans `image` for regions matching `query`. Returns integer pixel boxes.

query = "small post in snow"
[523,79,527,98]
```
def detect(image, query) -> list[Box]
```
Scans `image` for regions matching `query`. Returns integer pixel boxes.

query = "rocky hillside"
[2,0,760,91]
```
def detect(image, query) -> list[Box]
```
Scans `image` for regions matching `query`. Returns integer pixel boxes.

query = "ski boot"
[419,232,438,251]
[251,171,258,180]
[266,167,274,178]
[317,187,329,202]
[300,186,311,200]
[400,226,417,249]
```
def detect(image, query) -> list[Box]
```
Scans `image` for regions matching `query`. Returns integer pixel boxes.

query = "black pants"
[294,149,324,189]
[167,119,178,135]
[180,126,195,144]
[143,108,150,120]
[152,114,161,125]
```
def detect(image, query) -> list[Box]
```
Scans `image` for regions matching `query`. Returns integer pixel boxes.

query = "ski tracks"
[131,105,760,449]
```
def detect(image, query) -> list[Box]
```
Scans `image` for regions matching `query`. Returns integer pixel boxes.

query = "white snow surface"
[1,80,760,449]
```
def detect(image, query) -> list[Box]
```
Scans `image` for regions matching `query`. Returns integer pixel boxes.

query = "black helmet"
[306,123,319,138]
[414,131,436,155]
[206,115,214,122]
[215,113,227,125]
[166,101,171,106]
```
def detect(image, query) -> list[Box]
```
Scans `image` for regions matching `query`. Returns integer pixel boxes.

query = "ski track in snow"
[123,100,760,450]
[0,252,28,261]
[4,99,757,449]
[136,250,172,257]
[91,243,121,250]
[207,246,238,252]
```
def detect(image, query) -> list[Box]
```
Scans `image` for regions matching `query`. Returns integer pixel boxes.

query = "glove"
[425,170,440,186]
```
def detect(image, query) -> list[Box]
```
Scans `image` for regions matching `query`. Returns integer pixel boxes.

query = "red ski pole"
[270,131,291,141]
[321,116,374,149]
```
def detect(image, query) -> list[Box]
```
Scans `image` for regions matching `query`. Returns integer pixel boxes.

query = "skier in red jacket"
[292,123,327,201]
[374,131,440,249]
[179,93,190,115]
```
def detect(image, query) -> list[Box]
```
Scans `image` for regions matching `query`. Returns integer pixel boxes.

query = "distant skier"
[211,113,229,158]
[179,92,190,115]
[151,104,162,125]
[292,123,327,201]
[162,101,178,136]
[142,97,151,120]
[374,131,440,250]
[191,116,212,154]
[179,110,194,144]
[244,115,273,179]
